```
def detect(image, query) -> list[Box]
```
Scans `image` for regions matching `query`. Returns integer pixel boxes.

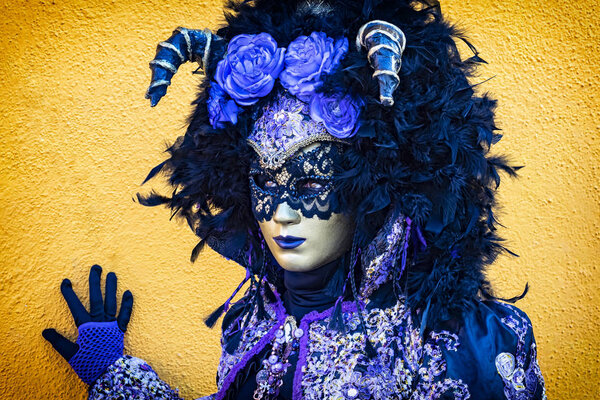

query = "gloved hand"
[43,264,133,385]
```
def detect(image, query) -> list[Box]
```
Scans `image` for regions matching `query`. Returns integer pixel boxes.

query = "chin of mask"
[250,142,355,272]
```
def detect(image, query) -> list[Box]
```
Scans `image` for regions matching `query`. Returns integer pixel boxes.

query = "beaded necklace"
[253,315,304,399]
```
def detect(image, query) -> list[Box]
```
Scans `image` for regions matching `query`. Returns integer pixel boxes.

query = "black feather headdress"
[139,0,521,329]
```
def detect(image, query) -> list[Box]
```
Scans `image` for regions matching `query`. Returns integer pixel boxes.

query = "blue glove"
[43,265,133,385]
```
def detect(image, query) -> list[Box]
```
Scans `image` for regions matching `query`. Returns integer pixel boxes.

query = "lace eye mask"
[249,143,343,221]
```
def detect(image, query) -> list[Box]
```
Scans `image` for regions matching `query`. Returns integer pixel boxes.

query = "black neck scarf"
[282,257,343,321]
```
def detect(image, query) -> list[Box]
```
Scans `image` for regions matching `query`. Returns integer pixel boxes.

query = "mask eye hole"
[296,178,329,196]
[251,173,277,193]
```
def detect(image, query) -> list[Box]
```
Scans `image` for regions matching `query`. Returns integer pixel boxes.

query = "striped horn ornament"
[146,27,225,107]
[356,20,406,107]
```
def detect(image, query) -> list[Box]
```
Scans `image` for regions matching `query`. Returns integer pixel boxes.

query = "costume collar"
[359,207,408,300]
[282,258,342,320]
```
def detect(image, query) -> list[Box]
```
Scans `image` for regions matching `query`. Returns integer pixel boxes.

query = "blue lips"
[273,235,306,249]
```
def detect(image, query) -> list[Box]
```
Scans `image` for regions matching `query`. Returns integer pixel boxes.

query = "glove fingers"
[89,265,104,320]
[117,290,133,332]
[104,272,117,320]
[42,328,79,362]
[61,279,91,327]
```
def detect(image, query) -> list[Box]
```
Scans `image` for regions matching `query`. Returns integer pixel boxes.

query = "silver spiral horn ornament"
[356,20,406,107]
[146,27,225,107]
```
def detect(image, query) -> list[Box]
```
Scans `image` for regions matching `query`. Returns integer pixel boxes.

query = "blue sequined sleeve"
[88,355,187,399]
[438,301,546,400]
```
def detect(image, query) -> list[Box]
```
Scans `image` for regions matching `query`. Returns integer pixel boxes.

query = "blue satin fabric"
[439,301,544,399]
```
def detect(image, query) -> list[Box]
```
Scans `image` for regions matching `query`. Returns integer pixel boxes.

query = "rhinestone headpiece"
[247,94,345,169]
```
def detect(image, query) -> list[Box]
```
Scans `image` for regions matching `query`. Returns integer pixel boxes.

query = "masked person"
[42,0,547,399]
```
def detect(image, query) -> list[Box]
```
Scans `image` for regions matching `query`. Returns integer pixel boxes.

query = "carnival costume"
[43,0,546,399]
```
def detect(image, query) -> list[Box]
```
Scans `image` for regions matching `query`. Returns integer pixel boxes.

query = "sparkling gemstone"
[277,110,292,125]
[268,355,279,365]
[294,328,304,338]
[256,369,269,384]
[275,329,284,338]
[271,362,283,373]
[346,387,359,399]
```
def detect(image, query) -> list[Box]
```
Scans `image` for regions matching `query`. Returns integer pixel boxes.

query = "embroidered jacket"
[88,214,546,400]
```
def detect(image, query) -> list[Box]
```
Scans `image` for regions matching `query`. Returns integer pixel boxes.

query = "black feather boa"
[139,0,523,329]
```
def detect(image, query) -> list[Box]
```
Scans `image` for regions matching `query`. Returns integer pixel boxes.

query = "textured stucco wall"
[0,0,598,398]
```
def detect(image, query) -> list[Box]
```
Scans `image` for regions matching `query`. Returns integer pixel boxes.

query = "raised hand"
[42,264,133,385]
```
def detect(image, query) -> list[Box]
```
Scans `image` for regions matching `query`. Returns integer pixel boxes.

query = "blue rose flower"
[310,92,362,138]
[215,33,285,106]
[280,32,349,102]
[207,82,241,129]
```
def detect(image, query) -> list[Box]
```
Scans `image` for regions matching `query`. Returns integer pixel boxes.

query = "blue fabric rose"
[280,32,349,102]
[309,92,363,138]
[207,82,241,129]
[215,33,285,106]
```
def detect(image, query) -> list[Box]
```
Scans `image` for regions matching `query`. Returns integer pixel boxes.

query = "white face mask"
[252,142,355,272]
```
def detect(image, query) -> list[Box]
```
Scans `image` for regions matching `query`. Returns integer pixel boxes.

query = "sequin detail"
[298,302,470,400]
[360,210,407,298]
[254,316,301,399]
[89,355,183,399]
[497,304,547,400]
[412,331,469,400]
[249,142,343,220]
[217,295,280,391]
[247,94,343,170]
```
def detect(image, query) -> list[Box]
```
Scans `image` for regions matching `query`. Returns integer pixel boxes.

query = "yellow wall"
[0,0,598,398]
